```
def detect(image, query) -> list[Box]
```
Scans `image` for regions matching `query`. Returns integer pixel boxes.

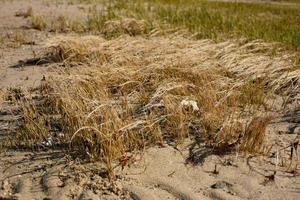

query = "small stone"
[211,181,233,189]
[211,181,236,195]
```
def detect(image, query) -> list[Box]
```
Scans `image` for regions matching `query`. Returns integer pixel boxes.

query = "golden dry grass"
[101,18,147,37]
[241,115,274,153]
[0,89,6,105]
[45,35,106,63]
[11,34,300,179]
[30,15,47,31]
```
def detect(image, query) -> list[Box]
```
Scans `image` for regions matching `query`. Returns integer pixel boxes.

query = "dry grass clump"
[31,15,47,31]
[102,18,146,37]
[25,65,230,178]
[0,89,7,105]
[7,31,33,48]
[49,15,86,33]
[50,15,70,33]
[0,31,33,48]
[45,36,107,63]
[25,7,33,18]
[241,116,274,153]
[15,6,33,18]
[26,7,85,33]
[13,35,300,178]
[16,103,50,147]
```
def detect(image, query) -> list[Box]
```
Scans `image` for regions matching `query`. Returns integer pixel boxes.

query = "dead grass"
[49,15,86,33]
[101,18,146,37]
[0,31,33,48]
[30,15,47,31]
[15,6,33,18]
[241,115,274,153]
[50,15,70,33]
[26,7,33,18]
[26,6,85,33]
[0,89,6,105]
[45,35,106,62]
[8,34,299,179]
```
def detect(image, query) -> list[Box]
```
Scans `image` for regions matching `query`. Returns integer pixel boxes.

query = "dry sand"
[0,0,299,199]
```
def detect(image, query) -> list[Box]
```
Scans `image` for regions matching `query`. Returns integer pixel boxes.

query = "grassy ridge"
[155,1,300,49]
[85,0,300,50]
[37,0,300,50]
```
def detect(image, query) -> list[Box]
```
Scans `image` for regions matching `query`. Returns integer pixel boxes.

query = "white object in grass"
[180,100,199,111]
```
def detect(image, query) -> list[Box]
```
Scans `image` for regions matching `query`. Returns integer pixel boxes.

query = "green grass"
[275,0,300,3]
[159,1,300,50]
[83,0,300,51]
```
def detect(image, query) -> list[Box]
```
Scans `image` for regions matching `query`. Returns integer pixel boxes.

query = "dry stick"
[288,140,299,170]
[270,140,300,157]
[213,164,219,175]
[275,148,279,171]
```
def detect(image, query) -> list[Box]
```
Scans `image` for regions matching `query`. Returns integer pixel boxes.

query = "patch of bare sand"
[0,151,129,200]
[123,133,300,200]
[0,0,93,88]
[0,133,299,200]
[0,0,89,30]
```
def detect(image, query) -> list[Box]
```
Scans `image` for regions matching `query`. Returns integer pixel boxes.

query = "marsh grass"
[34,0,300,50]
[156,1,300,50]
[81,0,300,50]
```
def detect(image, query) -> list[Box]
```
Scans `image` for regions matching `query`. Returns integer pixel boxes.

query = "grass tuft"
[241,115,274,153]
[31,15,47,31]
[7,35,299,178]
